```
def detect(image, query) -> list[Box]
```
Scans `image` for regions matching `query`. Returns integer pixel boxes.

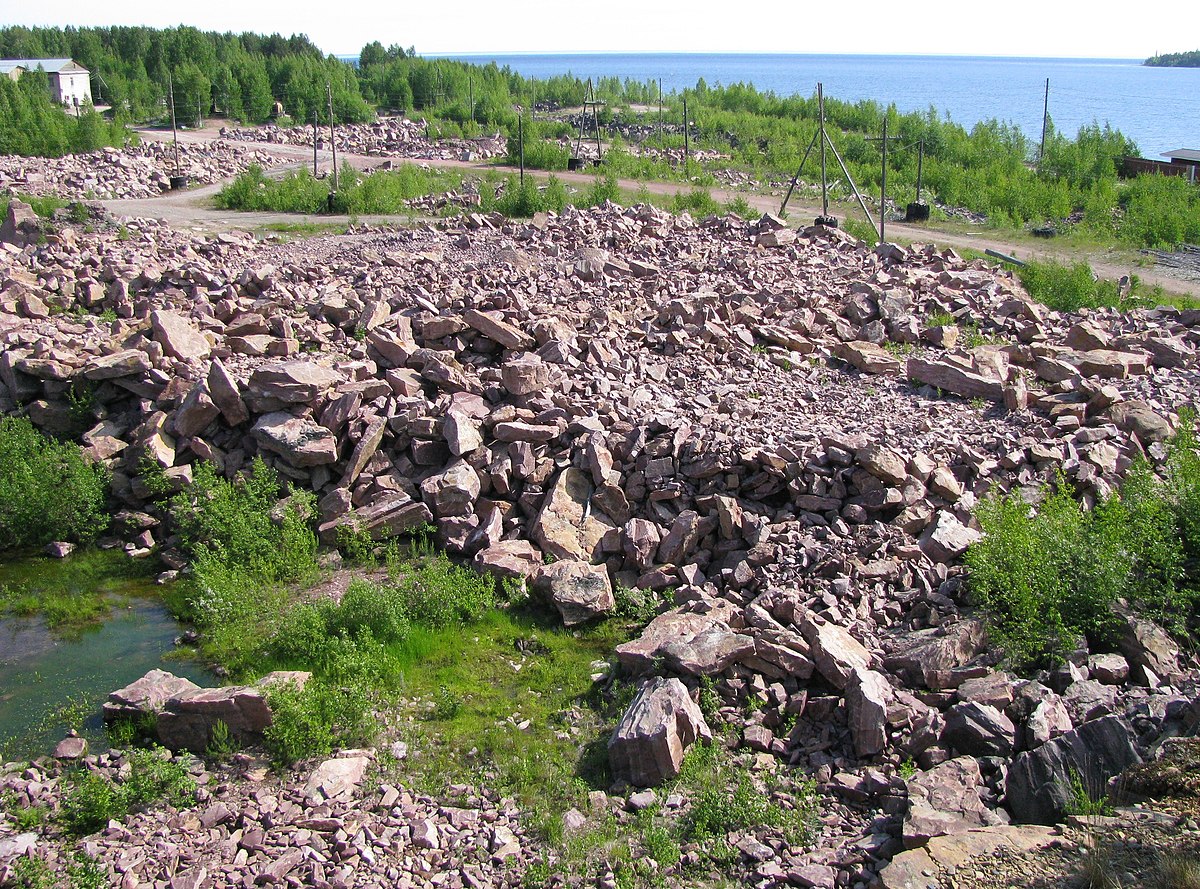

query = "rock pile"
[1,200,1198,886]
[0,140,283,201]
[221,117,507,162]
[0,747,530,889]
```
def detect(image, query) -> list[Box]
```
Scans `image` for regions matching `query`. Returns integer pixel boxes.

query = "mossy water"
[0,550,206,760]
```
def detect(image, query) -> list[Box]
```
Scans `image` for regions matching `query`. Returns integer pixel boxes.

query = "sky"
[1,0,1195,59]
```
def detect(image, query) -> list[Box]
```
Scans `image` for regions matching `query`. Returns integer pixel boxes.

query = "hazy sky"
[2,0,1194,58]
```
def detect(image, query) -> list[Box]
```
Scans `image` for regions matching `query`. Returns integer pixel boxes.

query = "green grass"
[0,548,155,634]
[259,221,350,239]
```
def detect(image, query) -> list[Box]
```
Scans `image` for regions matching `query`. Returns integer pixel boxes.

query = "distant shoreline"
[1144,50,1200,67]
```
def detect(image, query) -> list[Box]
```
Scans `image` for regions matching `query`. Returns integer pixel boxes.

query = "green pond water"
[0,550,208,761]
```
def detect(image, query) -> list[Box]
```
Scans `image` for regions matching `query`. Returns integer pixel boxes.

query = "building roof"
[1163,149,1200,163]
[0,58,86,75]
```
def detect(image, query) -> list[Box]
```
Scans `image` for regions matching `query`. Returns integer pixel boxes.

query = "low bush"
[0,416,108,550]
[967,413,1200,670]
[59,747,195,835]
[263,680,375,765]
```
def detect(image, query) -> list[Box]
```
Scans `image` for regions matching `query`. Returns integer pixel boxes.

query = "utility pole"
[469,76,474,123]
[518,112,525,186]
[880,116,887,243]
[657,78,662,149]
[312,111,318,176]
[327,82,338,193]
[818,82,828,220]
[916,139,924,203]
[168,74,180,176]
[1039,78,1050,162]
[683,94,689,159]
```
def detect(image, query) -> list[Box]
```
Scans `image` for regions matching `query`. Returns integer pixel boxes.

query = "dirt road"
[107,126,1199,299]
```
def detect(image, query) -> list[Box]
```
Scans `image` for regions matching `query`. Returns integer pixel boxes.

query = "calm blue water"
[428,53,1197,158]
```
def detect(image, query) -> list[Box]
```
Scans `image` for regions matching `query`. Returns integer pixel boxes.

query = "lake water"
[433,53,1198,159]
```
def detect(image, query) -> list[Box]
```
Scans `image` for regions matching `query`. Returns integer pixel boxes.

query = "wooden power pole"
[327,82,339,193]
[1039,78,1050,162]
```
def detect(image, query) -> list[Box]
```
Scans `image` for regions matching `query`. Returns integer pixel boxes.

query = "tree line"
[1145,50,1200,67]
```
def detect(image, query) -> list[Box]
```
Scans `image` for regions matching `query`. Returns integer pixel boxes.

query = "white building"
[0,58,93,109]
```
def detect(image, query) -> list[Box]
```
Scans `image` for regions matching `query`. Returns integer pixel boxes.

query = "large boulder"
[903,756,1005,848]
[103,669,201,722]
[531,467,615,562]
[0,199,41,247]
[798,611,872,689]
[532,560,615,626]
[252,412,338,467]
[943,701,1016,757]
[156,671,311,752]
[614,601,741,673]
[151,310,211,362]
[1109,400,1172,444]
[248,361,342,404]
[609,677,711,787]
[1005,715,1141,824]
[419,459,481,518]
[919,510,981,563]
[846,667,893,758]
[1118,616,1181,685]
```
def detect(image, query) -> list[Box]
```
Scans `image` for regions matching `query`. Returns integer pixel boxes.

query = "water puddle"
[0,551,208,760]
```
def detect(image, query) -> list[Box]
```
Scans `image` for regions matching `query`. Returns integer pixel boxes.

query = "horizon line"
[337,50,1149,62]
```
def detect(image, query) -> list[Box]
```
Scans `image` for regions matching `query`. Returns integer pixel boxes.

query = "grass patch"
[0,548,155,634]
[259,221,350,239]
[370,604,631,842]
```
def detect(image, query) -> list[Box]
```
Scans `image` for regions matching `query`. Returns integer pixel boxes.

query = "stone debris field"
[0,196,1199,889]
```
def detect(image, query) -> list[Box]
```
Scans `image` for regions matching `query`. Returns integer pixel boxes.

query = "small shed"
[0,58,92,108]
[1163,149,1200,175]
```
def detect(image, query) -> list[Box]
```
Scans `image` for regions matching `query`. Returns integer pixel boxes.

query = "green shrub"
[60,747,195,835]
[669,187,721,217]
[121,747,197,810]
[389,551,497,626]
[263,680,376,765]
[0,417,108,549]
[172,457,317,593]
[841,217,879,244]
[1017,260,1126,313]
[968,415,1200,670]
[966,481,1129,670]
